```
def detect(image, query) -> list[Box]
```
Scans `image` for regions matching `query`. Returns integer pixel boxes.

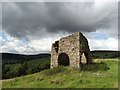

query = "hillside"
[2,51,119,79]
[2,53,50,79]
[2,59,118,88]
[2,53,50,64]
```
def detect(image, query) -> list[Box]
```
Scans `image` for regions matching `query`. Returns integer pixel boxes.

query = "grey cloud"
[118,2,120,39]
[2,2,118,39]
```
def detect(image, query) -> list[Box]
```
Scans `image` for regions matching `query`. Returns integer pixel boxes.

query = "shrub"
[81,62,109,71]
[44,66,66,76]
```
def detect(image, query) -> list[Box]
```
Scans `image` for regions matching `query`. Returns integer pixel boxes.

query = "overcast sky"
[1,1,118,54]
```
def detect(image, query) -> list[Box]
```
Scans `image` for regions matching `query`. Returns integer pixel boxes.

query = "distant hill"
[1,50,119,64]
[90,50,119,59]
[1,53,50,64]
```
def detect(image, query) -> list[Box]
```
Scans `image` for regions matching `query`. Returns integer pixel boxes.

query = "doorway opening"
[58,53,70,66]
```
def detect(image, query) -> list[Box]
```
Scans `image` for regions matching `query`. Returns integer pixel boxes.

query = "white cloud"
[88,37,118,51]
[1,32,118,55]
[1,32,70,54]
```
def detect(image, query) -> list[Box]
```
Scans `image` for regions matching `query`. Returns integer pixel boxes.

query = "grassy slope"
[2,59,118,88]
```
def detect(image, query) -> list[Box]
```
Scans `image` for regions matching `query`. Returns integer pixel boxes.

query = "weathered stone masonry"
[51,32,92,69]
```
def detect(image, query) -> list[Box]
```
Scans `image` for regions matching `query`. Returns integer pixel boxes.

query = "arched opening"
[58,53,70,66]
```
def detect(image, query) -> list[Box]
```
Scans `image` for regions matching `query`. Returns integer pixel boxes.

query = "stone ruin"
[50,32,92,69]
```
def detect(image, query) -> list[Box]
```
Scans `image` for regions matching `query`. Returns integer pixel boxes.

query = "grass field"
[2,59,118,88]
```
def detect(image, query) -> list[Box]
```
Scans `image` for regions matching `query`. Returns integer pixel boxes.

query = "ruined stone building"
[51,32,92,69]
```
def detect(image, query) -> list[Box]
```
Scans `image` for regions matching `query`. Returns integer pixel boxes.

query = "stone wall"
[51,32,92,69]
